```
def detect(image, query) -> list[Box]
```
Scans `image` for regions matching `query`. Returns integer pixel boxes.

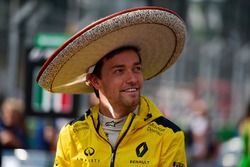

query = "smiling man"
[37,6,187,167]
[88,46,143,119]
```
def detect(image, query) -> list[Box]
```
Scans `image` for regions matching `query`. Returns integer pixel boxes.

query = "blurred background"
[0,0,250,166]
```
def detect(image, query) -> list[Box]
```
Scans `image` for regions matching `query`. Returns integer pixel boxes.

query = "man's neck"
[99,103,137,119]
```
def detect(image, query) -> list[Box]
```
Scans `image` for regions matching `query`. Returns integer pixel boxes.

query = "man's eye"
[114,69,123,74]
[134,66,142,72]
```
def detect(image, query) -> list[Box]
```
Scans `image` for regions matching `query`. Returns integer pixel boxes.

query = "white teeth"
[125,88,136,92]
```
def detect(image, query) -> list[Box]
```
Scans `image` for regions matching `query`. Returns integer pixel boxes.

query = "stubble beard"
[119,91,140,112]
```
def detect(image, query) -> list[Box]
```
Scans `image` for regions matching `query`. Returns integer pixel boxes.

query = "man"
[37,6,187,166]
[0,97,26,148]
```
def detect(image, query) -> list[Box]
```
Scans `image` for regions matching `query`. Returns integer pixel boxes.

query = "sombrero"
[37,6,187,94]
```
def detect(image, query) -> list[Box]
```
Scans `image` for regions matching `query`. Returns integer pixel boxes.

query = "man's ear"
[86,74,100,89]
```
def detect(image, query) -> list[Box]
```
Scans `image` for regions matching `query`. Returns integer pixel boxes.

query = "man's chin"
[127,97,140,107]
[121,93,140,105]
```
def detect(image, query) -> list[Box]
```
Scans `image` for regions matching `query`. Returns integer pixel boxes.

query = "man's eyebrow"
[111,64,125,69]
[134,62,142,66]
[111,62,141,69]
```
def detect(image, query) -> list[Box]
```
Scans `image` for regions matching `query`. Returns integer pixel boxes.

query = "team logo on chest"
[136,142,148,157]
[84,147,95,156]
[129,142,150,165]
[76,147,100,164]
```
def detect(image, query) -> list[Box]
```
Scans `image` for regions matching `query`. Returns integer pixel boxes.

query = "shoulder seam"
[153,116,181,133]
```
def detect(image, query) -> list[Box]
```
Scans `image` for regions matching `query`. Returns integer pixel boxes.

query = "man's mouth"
[121,88,138,92]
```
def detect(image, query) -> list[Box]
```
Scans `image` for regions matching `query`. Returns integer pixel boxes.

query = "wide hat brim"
[37,6,187,94]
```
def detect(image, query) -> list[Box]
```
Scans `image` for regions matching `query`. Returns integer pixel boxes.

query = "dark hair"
[92,46,141,98]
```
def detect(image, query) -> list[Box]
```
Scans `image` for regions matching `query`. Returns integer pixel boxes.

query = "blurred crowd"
[0,97,26,149]
[183,98,250,167]
[0,97,58,152]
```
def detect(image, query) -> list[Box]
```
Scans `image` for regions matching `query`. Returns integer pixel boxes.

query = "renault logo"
[84,147,95,156]
[136,142,148,157]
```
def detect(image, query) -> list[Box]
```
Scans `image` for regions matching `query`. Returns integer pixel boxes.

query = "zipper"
[90,115,114,163]
[110,152,115,166]
[110,114,135,167]
[90,113,135,167]
[91,115,112,144]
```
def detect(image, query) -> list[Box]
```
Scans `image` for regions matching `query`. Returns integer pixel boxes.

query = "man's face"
[93,49,143,111]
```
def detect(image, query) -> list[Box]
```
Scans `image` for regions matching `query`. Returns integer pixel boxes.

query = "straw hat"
[37,6,187,94]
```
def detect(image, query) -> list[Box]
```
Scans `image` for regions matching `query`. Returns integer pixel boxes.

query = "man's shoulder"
[152,116,182,133]
[68,109,91,126]
[140,96,182,133]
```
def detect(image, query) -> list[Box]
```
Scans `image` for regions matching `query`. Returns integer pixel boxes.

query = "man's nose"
[126,71,138,83]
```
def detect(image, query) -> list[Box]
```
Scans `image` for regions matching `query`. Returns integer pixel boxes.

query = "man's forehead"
[102,49,141,66]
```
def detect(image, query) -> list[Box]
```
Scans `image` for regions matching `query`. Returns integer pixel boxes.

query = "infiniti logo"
[84,147,95,156]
